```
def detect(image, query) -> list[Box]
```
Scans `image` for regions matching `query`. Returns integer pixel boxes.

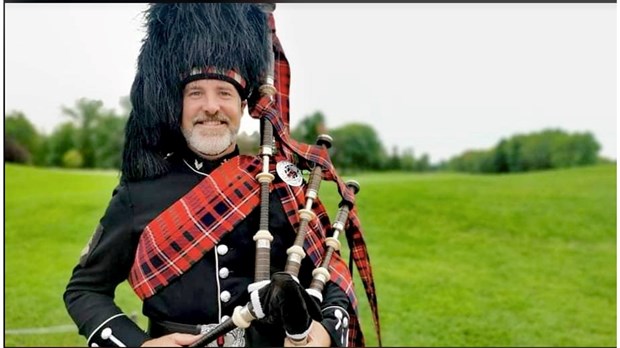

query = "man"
[64,3,376,347]
[181,79,245,161]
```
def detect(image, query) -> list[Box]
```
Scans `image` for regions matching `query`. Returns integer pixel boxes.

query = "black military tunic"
[64,147,351,347]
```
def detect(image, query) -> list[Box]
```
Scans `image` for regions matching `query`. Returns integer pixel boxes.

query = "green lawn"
[4,163,616,346]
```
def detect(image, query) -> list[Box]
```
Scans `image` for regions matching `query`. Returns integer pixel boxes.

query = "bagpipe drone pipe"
[189,3,379,347]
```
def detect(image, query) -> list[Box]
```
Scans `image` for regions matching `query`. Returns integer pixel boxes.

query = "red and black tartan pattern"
[181,66,247,90]
[291,185,382,346]
[265,14,291,133]
[248,13,381,346]
[248,14,296,164]
[346,206,382,346]
[128,156,262,298]
[249,15,355,206]
[273,180,366,346]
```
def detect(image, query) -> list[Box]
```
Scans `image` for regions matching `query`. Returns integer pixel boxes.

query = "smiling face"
[181,79,247,160]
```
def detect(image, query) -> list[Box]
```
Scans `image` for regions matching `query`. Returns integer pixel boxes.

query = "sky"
[4,3,617,164]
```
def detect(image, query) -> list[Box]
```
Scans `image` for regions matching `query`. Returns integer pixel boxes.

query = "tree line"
[442,129,604,173]
[290,111,431,172]
[6,98,130,169]
[5,98,608,174]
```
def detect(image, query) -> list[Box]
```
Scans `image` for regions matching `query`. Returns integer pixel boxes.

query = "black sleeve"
[63,183,150,347]
[318,281,351,347]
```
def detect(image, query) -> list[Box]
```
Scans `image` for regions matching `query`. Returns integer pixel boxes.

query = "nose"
[201,94,220,115]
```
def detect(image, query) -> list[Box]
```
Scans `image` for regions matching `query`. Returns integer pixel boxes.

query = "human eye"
[185,88,202,98]
[219,89,234,98]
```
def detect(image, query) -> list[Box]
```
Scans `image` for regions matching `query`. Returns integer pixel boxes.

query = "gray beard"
[183,126,238,157]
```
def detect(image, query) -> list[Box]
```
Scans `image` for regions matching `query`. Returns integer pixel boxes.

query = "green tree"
[450,128,601,174]
[5,111,42,164]
[492,139,510,173]
[400,148,416,171]
[329,123,386,171]
[62,149,84,168]
[448,149,493,173]
[291,111,327,144]
[46,122,80,167]
[61,98,105,168]
[60,98,129,169]
[385,146,402,170]
[551,131,600,167]
[91,110,127,169]
[237,131,260,155]
[5,138,31,164]
[520,130,555,170]
[414,153,431,172]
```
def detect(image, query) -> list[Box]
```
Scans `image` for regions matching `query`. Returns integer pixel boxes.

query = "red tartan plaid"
[180,66,248,91]
[245,12,381,347]
[128,156,262,298]
[278,180,382,346]
[273,180,365,346]
[251,14,296,164]
[266,14,290,133]
[249,16,355,207]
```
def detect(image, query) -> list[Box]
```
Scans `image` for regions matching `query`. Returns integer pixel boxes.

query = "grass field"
[4,163,616,346]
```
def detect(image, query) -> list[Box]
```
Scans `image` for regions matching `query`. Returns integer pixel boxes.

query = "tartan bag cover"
[247,12,382,346]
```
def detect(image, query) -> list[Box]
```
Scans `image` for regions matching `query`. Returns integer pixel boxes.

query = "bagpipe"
[189,4,380,347]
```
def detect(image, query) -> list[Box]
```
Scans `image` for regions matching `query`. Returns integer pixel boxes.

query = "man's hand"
[141,333,201,347]
[283,320,331,347]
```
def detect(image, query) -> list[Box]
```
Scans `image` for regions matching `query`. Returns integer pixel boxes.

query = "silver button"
[217,245,229,256]
[220,290,231,303]
[221,315,230,322]
[219,267,230,279]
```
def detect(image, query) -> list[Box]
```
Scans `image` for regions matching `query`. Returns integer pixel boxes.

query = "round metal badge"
[276,161,303,187]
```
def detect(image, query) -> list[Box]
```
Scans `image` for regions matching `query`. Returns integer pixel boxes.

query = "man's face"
[181,79,246,159]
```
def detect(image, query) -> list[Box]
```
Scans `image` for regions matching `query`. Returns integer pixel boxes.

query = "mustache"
[192,113,229,125]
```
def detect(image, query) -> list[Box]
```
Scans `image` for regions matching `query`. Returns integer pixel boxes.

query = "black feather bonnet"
[122,3,270,181]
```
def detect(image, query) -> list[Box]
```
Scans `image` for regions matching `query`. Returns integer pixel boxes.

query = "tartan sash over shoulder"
[128,156,262,297]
